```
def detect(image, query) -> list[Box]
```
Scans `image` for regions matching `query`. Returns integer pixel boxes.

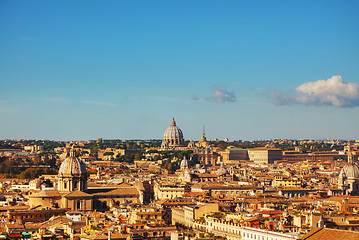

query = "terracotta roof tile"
[302,227,359,240]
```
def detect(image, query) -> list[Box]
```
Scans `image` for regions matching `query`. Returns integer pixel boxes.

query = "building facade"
[248,148,282,164]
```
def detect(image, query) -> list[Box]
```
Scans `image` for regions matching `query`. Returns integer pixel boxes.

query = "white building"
[194,218,301,240]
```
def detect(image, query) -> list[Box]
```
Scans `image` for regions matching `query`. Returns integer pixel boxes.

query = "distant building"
[221,149,249,162]
[248,148,282,164]
[24,145,44,153]
[153,181,189,200]
[172,202,219,227]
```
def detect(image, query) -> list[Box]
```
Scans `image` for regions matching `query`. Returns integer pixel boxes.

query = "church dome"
[58,149,87,177]
[161,118,184,148]
[340,163,359,179]
[163,118,183,139]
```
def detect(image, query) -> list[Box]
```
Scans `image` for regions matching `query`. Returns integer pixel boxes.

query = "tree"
[44,157,57,168]
[170,161,179,173]
[81,150,89,156]
[189,154,200,167]
[103,152,114,156]
[134,152,142,160]
[19,168,43,179]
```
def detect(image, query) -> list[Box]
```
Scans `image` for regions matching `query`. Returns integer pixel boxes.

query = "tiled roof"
[302,227,359,240]
[0,205,29,211]
[28,190,61,198]
[63,190,92,198]
[93,187,139,196]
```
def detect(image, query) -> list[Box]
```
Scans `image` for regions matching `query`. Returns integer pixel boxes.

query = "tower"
[180,156,191,182]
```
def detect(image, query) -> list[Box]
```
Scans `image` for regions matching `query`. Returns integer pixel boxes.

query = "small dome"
[188,139,195,148]
[58,149,87,177]
[340,163,359,179]
[163,118,183,139]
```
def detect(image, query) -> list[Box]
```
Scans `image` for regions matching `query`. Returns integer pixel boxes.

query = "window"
[77,201,81,210]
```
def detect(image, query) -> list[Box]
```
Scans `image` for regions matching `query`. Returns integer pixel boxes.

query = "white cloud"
[206,85,236,103]
[270,75,359,107]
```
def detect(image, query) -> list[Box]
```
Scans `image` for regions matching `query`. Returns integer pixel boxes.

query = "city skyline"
[1,1,359,141]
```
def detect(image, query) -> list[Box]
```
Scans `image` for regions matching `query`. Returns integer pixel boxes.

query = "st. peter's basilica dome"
[161,118,184,148]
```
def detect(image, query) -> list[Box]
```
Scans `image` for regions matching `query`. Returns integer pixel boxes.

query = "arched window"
[64,182,67,189]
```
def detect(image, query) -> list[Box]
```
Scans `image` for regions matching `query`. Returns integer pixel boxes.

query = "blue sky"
[1,0,359,141]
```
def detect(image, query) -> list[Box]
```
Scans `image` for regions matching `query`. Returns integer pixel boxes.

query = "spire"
[171,117,176,126]
[201,125,207,142]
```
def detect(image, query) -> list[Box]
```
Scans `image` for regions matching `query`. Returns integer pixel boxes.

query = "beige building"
[29,190,62,208]
[172,202,219,227]
[248,147,282,164]
[129,207,165,225]
[92,187,140,211]
[154,181,189,200]
[24,145,44,153]
[61,190,93,211]
[192,182,264,198]
[273,176,302,187]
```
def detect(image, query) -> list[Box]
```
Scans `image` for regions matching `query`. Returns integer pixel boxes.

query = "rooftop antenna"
[203,125,205,137]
